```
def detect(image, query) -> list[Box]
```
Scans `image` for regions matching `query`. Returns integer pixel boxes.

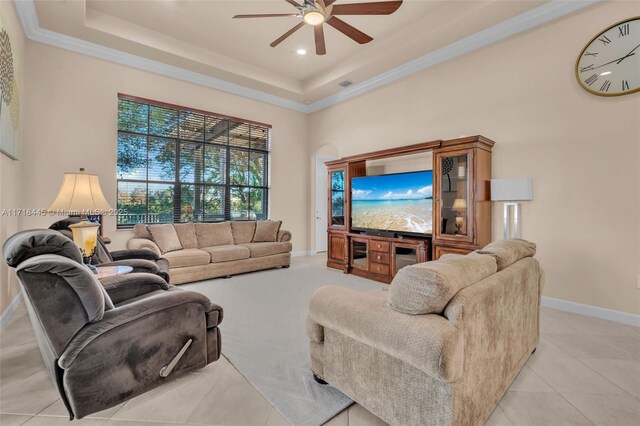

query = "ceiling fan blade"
[284,0,303,7]
[314,25,327,55]
[326,17,373,44]
[331,1,403,15]
[233,14,299,19]
[270,22,306,47]
[324,0,338,5]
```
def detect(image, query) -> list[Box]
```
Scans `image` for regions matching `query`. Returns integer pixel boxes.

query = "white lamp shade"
[47,172,112,214]
[452,198,467,211]
[491,178,533,201]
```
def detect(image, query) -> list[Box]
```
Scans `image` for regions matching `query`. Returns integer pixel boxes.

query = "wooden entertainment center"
[326,135,495,284]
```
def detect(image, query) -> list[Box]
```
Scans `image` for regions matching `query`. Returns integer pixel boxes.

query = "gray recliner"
[49,217,170,283]
[3,229,223,420]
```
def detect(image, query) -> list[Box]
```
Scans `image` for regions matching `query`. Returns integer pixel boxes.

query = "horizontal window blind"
[116,95,271,228]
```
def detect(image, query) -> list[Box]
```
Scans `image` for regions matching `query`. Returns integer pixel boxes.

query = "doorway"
[315,156,335,253]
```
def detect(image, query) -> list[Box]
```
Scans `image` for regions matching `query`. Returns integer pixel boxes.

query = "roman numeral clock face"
[576,17,640,96]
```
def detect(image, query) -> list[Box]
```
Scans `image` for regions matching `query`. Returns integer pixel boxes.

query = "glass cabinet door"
[351,239,368,270]
[439,153,470,237]
[330,169,345,227]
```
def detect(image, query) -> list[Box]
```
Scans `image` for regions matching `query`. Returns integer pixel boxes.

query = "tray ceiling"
[32,0,554,103]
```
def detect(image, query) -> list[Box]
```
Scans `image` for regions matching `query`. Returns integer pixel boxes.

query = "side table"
[95,265,133,280]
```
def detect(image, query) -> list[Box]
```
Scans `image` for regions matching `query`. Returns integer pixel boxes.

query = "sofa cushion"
[388,252,497,315]
[195,222,234,248]
[231,221,256,244]
[239,242,292,258]
[148,224,183,254]
[253,220,282,242]
[174,223,198,249]
[477,239,536,271]
[162,248,211,268]
[133,223,152,240]
[201,245,250,263]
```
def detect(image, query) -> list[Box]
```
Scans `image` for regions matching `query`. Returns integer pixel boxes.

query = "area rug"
[184,256,384,426]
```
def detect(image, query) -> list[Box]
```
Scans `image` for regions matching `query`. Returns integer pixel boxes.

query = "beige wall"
[3,1,639,318]
[0,0,26,316]
[308,1,640,315]
[19,42,309,254]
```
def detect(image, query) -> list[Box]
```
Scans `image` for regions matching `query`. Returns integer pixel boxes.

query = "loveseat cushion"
[201,245,250,263]
[253,220,282,242]
[231,221,256,244]
[174,223,198,249]
[148,224,183,254]
[388,252,497,315]
[162,248,211,268]
[477,239,536,271]
[239,242,292,258]
[195,222,234,248]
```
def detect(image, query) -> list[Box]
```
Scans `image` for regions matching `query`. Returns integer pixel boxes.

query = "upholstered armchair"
[3,229,223,420]
[49,217,170,283]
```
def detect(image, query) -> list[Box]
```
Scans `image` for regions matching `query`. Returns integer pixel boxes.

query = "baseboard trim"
[291,251,312,258]
[541,296,640,327]
[0,293,23,328]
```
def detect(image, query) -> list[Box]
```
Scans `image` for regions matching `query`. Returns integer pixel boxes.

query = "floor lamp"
[490,178,533,239]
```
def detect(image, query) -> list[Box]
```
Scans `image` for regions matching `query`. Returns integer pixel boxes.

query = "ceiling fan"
[233,0,403,55]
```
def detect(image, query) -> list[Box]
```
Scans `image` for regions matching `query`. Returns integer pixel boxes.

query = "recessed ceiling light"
[297,49,307,56]
[600,71,612,76]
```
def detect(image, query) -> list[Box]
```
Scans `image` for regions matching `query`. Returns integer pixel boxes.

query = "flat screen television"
[351,170,433,235]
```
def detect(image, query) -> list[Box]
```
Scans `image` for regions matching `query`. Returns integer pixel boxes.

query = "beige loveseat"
[307,239,543,426]
[128,221,292,285]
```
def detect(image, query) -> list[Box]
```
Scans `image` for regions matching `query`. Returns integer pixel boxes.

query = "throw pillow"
[194,222,234,247]
[387,252,497,315]
[231,221,257,244]
[174,223,198,249]
[477,239,536,271]
[133,223,152,240]
[148,224,183,254]
[253,220,282,242]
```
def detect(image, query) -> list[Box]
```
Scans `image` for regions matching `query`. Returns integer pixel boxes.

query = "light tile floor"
[1,256,639,425]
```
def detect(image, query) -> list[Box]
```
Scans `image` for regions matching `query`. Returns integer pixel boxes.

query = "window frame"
[116,94,272,229]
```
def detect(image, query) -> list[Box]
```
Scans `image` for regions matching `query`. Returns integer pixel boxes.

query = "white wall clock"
[576,17,639,96]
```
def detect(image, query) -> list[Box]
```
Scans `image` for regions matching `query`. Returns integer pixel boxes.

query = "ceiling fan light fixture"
[303,10,325,26]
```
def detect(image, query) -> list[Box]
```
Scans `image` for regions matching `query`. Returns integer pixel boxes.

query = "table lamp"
[490,178,533,239]
[47,169,112,272]
[452,198,467,234]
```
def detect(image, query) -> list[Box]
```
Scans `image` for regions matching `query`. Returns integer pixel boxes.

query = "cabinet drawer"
[370,241,390,253]
[369,262,390,276]
[433,245,473,259]
[369,251,390,265]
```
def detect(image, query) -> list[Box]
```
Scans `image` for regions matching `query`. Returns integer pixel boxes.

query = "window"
[116,95,271,228]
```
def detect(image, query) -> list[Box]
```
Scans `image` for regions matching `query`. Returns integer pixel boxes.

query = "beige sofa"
[128,221,292,285]
[307,239,543,426]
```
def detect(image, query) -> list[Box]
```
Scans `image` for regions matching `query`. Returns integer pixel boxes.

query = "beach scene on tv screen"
[352,171,433,234]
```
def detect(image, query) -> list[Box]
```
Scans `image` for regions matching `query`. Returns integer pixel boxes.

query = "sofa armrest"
[127,238,162,257]
[308,286,463,383]
[111,249,161,262]
[100,272,170,305]
[59,288,213,369]
[277,229,291,242]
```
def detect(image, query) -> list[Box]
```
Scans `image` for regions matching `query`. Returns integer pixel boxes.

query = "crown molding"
[306,0,600,113]
[12,0,310,113]
[13,0,599,115]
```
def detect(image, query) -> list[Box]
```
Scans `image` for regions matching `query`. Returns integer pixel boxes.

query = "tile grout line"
[533,337,636,398]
